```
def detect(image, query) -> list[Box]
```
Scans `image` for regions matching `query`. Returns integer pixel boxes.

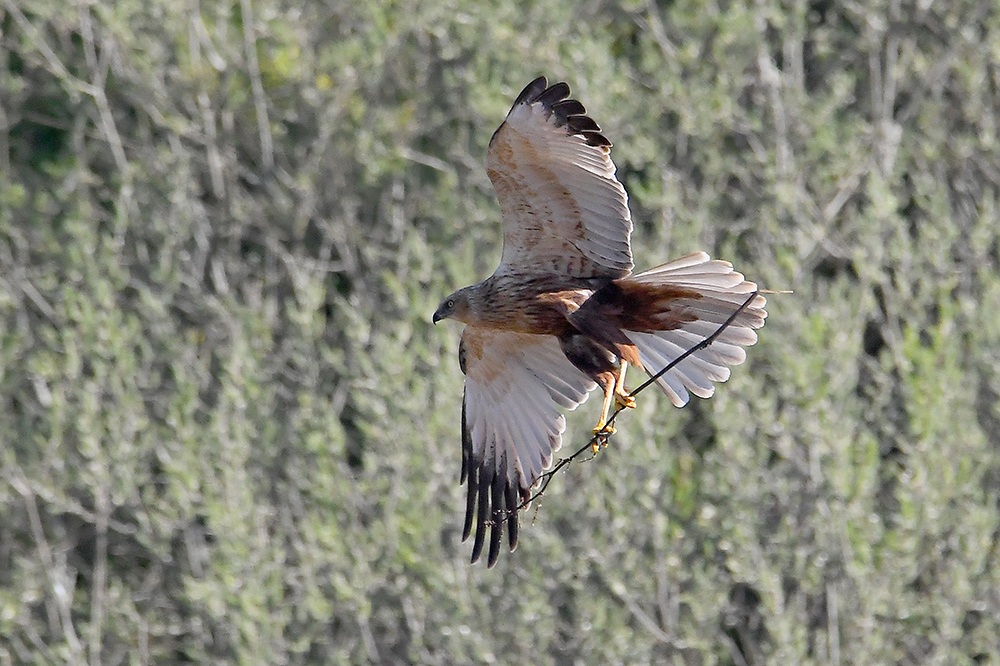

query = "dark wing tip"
[511,77,613,147]
[463,459,523,566]
[470,467,491,563]
[583,131,612,148]
[506,485,520,551]
[462,466,477,542]
[567,114,601,133]
[535,81,571,108]
[487,475,504,567]
[552,99,586,117]
[459,392,471,486]
[512,76,548,108]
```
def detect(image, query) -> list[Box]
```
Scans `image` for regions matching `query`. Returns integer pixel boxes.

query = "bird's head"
[433,287,474,324]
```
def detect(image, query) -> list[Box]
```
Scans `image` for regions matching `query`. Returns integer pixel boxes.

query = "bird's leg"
[592,380,616,451]
[592,361,638,452]
[614,360,637,410]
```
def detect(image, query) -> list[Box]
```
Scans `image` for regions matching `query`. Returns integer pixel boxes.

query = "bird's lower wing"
[459,325,596,567]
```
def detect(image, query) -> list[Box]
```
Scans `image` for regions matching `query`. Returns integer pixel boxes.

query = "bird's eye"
[447,299,455,309]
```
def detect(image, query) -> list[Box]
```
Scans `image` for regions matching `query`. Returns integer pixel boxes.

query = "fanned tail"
[565,251,768,406]
[622,252,767,406]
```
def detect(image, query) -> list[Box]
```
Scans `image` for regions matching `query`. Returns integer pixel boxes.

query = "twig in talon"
[469,290,764,545]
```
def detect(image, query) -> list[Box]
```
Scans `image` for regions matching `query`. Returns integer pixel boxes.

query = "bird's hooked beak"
[434,293,460,324]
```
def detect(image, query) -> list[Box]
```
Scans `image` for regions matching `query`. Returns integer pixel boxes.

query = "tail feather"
[632,252,749,284]
[627,331,724,405]
[676,295,766,330]
[634,251,711,275]
[622,253,767,407]
[635,271,746,291]
[673,319,758,349]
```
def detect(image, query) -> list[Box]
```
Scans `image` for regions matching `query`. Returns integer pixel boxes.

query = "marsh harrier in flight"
[434,77,767,567]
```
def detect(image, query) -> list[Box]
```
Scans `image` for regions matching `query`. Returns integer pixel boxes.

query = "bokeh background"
[2,0,1000,663]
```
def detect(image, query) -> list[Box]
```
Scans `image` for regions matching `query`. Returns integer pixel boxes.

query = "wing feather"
[459,326,596,566]
[487,77,633,279]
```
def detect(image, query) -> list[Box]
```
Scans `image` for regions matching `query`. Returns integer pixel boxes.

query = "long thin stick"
[491,290,760,522]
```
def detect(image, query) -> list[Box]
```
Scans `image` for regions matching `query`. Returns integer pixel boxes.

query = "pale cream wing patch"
[459,325,596,566]
[487,77,633,279]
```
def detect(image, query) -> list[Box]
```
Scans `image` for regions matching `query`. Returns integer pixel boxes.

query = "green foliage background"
[2,0,999,663]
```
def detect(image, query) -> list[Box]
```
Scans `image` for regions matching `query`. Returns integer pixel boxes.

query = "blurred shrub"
[1,0,998,663]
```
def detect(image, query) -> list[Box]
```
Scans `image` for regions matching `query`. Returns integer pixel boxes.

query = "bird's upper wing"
[459,325,596,567]
[487,77,633,279]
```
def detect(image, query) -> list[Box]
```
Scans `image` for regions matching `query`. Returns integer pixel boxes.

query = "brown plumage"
[433,77,768,567]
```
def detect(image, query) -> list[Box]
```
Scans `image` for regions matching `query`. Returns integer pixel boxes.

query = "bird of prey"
[433,77,767,567]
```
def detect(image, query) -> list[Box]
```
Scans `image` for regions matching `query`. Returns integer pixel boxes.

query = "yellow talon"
[613,361,635,409]
[592,424,615,452]
[592,359,631,452]
[615,393,636,410]
[593,423,616,436]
